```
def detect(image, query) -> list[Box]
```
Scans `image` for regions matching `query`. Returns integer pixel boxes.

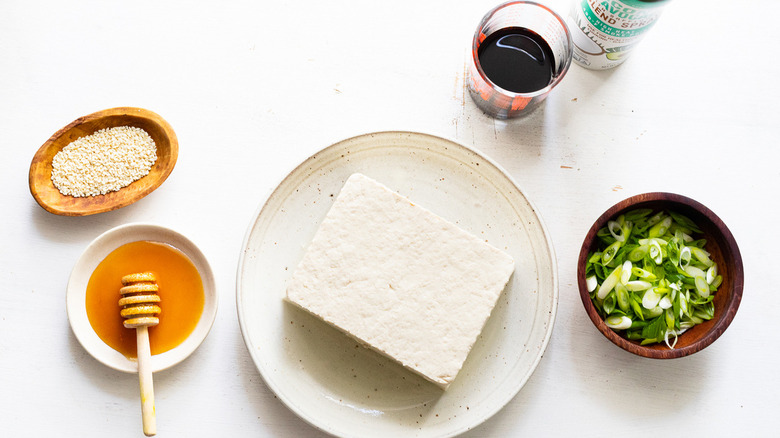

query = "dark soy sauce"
[477,27,555,93]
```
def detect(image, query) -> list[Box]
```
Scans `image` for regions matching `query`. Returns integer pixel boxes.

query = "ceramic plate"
[237,132,558,437]
[66,223,218,373]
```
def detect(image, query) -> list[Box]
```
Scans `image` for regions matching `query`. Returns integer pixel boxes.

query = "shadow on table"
[28,195,145,245]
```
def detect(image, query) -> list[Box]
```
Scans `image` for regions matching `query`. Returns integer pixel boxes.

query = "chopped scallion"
[625,280,652,291]
[602,241,621,265]
[605,315,632,330]
[642,289,662,309]
[585,209,721,348]
[597,265,622,300]
[586,275,598,292]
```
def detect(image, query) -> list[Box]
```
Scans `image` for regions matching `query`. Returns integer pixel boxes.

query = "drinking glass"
[468,1,573,119]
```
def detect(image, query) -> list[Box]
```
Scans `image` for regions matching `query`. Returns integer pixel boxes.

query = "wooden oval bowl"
[29,107,178,216]
[577,192,743,359]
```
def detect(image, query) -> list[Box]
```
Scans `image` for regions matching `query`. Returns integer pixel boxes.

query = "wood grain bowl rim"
[577,192,744,359]
[28,107,178,216]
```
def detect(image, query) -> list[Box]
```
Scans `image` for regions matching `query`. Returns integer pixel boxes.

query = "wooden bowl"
[29,107,178,216]
[577,192,743,359]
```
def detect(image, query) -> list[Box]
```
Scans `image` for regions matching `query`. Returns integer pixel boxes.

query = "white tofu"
[285,173,514,389]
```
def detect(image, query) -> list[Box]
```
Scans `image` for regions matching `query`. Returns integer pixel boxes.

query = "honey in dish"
[86,240,204,358]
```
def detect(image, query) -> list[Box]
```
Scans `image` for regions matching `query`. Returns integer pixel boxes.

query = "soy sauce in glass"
[477,27,555,93]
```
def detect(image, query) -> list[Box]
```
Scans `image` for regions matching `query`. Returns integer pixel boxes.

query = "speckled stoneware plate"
[237,131,558,437]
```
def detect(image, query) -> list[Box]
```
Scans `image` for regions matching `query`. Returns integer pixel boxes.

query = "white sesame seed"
[51,126,157,197]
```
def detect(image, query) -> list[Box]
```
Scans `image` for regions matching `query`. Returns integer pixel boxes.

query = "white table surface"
[2,0,778,436]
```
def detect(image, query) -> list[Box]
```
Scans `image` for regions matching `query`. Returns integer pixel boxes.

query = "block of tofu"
[285,173,515,389]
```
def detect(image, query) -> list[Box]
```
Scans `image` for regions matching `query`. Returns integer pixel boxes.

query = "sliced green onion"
[672,286,681,318]
[706,265,718,284]
[646,211,664,227]
[597,265,622,299]
[698,302,715,319]
[710,275,723,289]
[648,240,663,264]
[695,276,710,298]
[691,247,714,267]
[620,261,632,284]
[586,209,720,349]
[664,329,679,349]
[670,223,694,237]
[616,283,630,313]
[642,289,662,309]
[667,235,681,266]
[624,208,653,222]
[586,275,598,292]
[605,315,632,330]
[693,305,714,321]
[646,306,664,318]
[625,280,652,291]
[631,267,657,281]
[608,220,625,242]
[669,211,703,233]
[648,216,673,238]
[679,246,691,269]
[628,245,649,262]
[664,308,675,328]
[684,265,706,279]
[601,241,621,265]
[603,292,616,314]
[639,237,668,247]
[630,294,644,321]
[688,238,708,248]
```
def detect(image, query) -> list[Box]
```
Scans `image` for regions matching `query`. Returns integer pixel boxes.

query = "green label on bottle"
[579,0,664,38]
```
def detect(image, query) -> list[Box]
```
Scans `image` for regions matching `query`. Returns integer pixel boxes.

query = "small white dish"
[237,131,559,437]
[66,223,218,373]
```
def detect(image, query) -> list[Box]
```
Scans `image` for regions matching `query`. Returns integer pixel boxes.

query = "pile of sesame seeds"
[51,126,158,197]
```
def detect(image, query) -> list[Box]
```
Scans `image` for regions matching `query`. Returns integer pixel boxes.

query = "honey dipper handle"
[136,326,157,436]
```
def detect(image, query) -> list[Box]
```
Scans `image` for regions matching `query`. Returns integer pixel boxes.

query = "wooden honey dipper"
[119,272,161,437]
